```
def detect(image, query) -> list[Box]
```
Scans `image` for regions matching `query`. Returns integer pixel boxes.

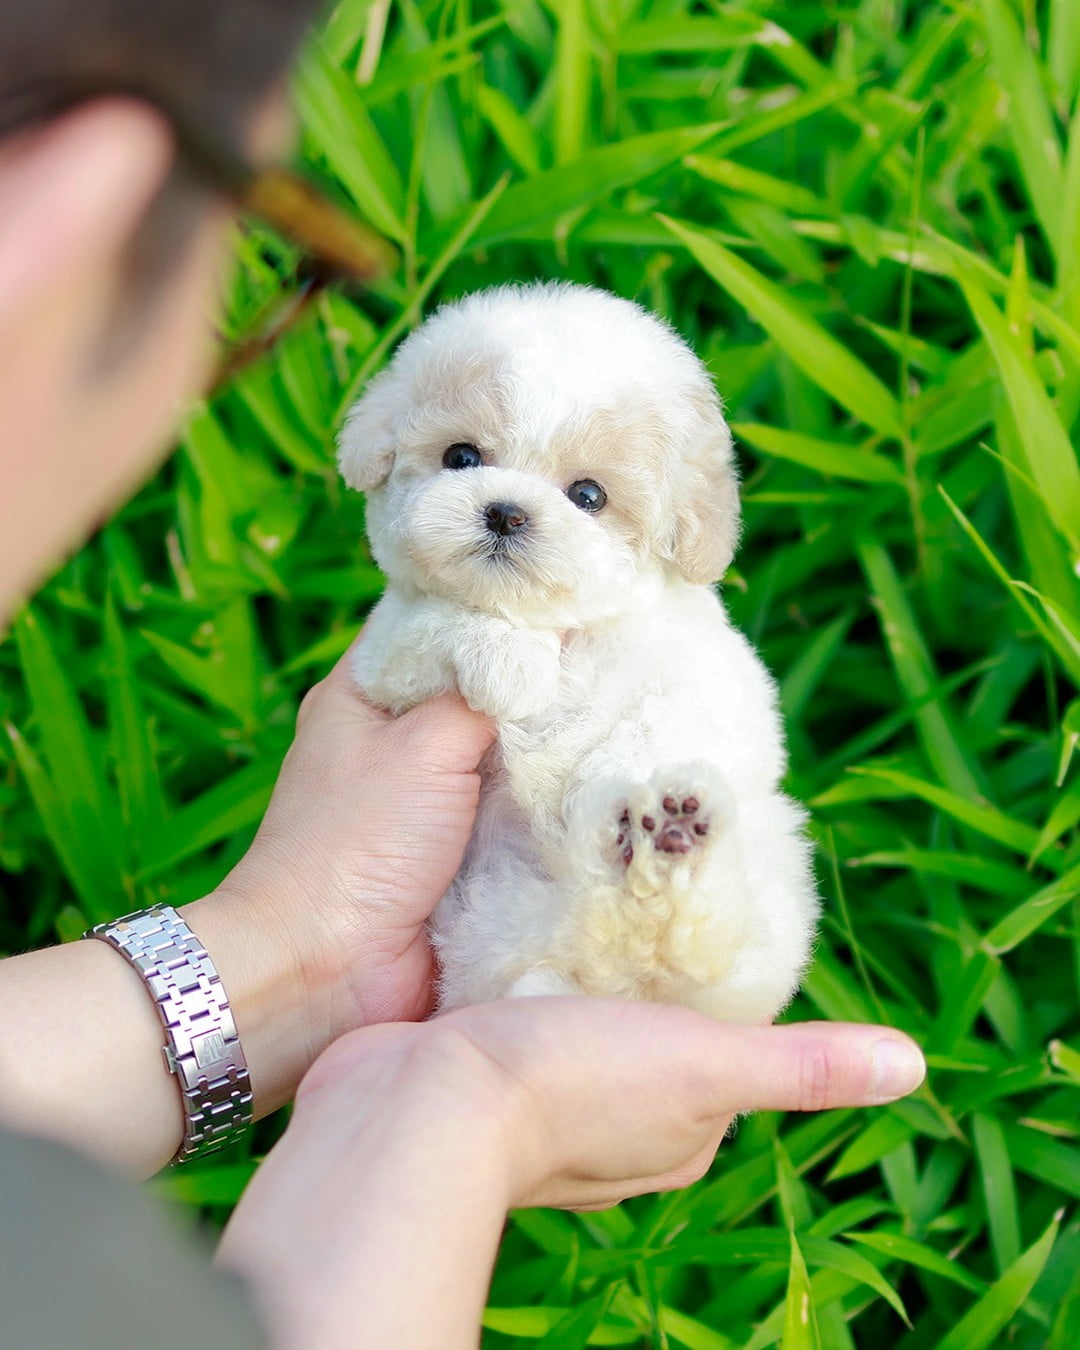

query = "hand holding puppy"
[219,1001,926,1350]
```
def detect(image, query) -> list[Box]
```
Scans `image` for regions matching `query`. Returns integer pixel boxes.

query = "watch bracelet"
[83,904,253,1165]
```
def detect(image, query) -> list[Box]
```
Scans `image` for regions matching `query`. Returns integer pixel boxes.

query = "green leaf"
[294,37,407,241]
[734,424,904,484]
[534,1290,617,1350]
[846,765,1038,855]
[137,761,279,879]
[1049,1039,1080,1083]
[685,156,827,216]
[829,1113,915,1182]
[986,859,1080,953]
[780,611,853,722]
[1001,1123,1080,1199]
[12,606,125,904]
[102,589,166,848]
[932,1209,1062,1350]
[977,0,1063,254]
[481,1306,639,1344]
[469,124,723,248]
[938,486,1080,685]
[782,1227,821,1350]
[476,82,541,175]
[5,725,114,921]
[855,538,981,799]
[661,216,903,438]
[972,1113,1022,1274]
[553,0,589,165]
[844,1230,985,1294]
[617,15,767,54]
[957,268,1080,557]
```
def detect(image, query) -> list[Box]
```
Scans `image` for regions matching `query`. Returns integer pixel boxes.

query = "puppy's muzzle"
[484,501,529,537]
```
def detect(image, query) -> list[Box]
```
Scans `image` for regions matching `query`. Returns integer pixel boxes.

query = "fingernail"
[870,1037,926,1102]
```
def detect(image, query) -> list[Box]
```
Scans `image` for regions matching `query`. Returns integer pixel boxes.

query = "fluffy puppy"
[339,282,818,1023]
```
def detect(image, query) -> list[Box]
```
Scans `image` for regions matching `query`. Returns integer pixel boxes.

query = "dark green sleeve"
[0,1125,266,1350]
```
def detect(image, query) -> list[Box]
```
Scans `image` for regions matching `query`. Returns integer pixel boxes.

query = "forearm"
[0,888,328,1176]
[217,1041,511,1350]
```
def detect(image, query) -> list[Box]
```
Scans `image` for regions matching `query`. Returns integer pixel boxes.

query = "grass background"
[2,0,1079,1344]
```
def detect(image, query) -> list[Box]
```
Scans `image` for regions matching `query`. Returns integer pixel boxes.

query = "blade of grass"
[972,1112,1022,1274]
[931,1209,1062,1350]
[781,1227,821,1350]
[661,216,903,438]
[294,37,407,242]
[956,268,1080,556]
[733,424,905,485]
[855,538,981,798]
[977,0,1063,256]
[467,123,723,250]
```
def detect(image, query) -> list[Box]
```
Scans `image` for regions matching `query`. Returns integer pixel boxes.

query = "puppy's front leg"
[353,590,462,713]
[454,619,562,722]
[354,590,561,720]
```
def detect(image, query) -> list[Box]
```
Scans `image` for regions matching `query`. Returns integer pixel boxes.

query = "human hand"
[218,999,925,1350]
[177,638,494,1121]
[225,641,494,1024]
[301,998,927,1209]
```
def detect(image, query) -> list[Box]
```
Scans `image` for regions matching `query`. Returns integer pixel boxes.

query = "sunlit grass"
[2,1,1078,1345]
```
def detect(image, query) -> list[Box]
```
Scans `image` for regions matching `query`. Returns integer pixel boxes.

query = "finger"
[561,1121,733,1210]
[703,1021,926,1114]
[296,636,390,730]
[394,694,496,769]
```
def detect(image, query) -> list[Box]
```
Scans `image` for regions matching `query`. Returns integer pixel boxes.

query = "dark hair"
[0,0,326,313]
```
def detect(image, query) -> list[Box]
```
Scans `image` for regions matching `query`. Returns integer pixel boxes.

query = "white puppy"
[339,282,818,1023]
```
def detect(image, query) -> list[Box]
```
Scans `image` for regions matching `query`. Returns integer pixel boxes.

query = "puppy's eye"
[443,443,483,470]
[566,480,607,513]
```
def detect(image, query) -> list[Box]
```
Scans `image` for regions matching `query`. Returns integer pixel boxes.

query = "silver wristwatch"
[84,905,254,1165]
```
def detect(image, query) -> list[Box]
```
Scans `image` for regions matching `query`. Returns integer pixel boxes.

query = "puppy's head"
[339,283,739,627]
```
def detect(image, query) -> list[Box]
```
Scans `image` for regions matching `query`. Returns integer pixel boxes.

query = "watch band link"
[84,905,253,1165]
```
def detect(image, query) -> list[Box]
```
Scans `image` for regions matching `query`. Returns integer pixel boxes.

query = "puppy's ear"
[668,395,741,585]
[338,371,398,491]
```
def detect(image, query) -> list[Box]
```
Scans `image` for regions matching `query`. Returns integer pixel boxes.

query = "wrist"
[178,883,337,1121]
[220,1022,516,1350]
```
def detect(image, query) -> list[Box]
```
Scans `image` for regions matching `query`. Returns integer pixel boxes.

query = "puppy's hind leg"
[505,967,582,998]
[618,763,740,903]
[560,764,756,1002]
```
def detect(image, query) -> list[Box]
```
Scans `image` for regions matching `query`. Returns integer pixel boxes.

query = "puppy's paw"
[619,791,711,863]
[456,627,561,722]
[617,766,734,895]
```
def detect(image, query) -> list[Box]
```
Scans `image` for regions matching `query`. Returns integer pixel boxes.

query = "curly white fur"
[339,282,818,1024]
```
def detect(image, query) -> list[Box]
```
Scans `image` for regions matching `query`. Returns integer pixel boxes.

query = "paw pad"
[617,791,711,864]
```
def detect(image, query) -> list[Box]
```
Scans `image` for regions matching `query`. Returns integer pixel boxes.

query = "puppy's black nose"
[484,501,529,536]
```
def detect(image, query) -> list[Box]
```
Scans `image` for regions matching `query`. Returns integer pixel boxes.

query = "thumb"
[711,1021,926,1114]
[395,693,497,771]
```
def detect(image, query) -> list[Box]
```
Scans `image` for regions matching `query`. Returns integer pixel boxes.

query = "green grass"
[2,0,1079,1344]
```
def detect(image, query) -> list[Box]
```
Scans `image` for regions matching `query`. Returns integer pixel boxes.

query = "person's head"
[0,0,324,620]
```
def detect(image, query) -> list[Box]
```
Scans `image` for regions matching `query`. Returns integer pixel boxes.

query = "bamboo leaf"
[845,1230,986,1294]
[972,1113,1022,1274]
[956,268,1080,557]
[782,1227,821,1350]
[977,0,1063,254]
[661,216,903,438]
[932,1209,1062,1350]
[294,37,407,241]
[469,124,723,249]
[734,424,905,485]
